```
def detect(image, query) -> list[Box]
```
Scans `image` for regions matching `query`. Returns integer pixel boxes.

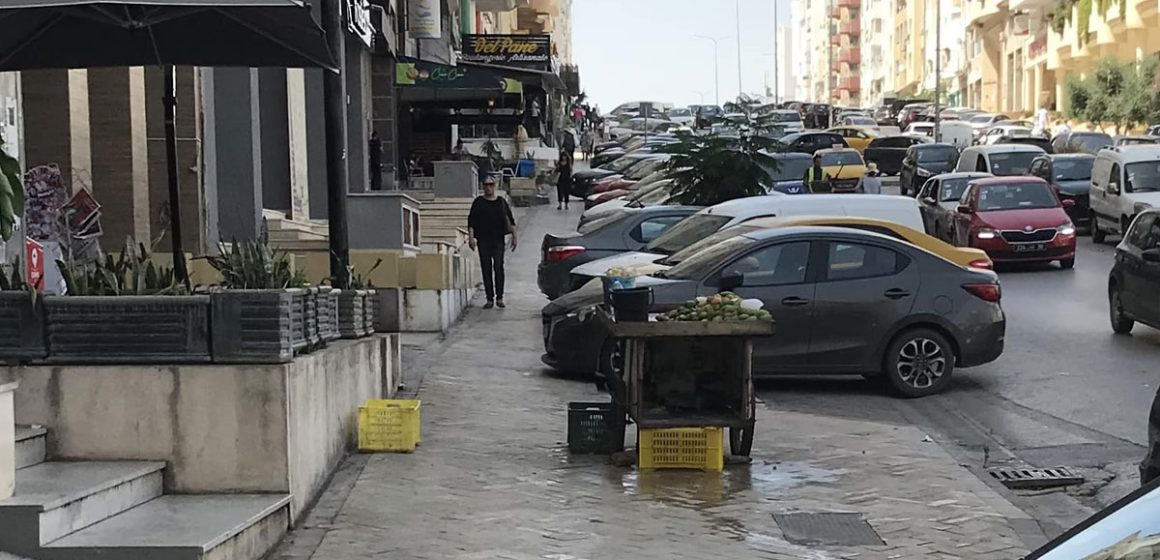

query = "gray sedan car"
[537,205,701,300]
[542,226,1006,397]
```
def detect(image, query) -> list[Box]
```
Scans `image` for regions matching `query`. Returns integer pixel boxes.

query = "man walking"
[468,176,517,309]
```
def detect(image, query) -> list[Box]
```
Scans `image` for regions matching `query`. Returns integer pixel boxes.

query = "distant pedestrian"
[1033,104,1049,137]
[1053,120,1071,140]
[803,153,830,193]
[580,129,595,161]
[860,163,883,194]
[468,176,517,309]
[556,151,574,210]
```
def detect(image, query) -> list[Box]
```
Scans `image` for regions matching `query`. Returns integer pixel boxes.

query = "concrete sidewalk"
[272,204,1041,560]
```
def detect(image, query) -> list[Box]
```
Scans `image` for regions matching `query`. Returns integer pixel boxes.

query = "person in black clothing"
[556,151,574,210]
[468,176,517,309]
[803,153,830,193]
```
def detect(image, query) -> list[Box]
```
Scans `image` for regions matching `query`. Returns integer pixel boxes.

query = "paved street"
[272,202,1074,559]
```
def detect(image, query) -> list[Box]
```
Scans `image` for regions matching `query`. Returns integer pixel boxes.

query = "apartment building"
[861,0,896,106]
[832,0,863,105]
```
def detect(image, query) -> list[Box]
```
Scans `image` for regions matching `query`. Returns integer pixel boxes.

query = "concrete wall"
[205,68,264,242]
[347,192,420,250]
[0,375,15,500]
[8,335,399,520]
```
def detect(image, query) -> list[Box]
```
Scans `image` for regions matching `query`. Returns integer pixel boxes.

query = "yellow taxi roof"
[815,147,861,156]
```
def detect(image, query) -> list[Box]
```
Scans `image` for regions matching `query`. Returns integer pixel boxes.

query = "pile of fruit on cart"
[657,292,773,322]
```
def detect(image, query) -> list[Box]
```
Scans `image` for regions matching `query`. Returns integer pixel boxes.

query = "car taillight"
[546,246,585,262]
[963,283,1001,302]
[968,258,994,270]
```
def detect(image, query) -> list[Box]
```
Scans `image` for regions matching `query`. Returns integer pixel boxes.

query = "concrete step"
[0,462,164,553]
[42,494,291,560]
[14,426,46,470]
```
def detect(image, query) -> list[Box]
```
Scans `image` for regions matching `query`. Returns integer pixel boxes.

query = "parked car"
[950,176,1077,268]
[864,135,931,176]
[816,148,869,193]
[955,144,1046,176]
[916,172,993,242]
[1053,131,1114,154]
[537,205,700,299]
[980,125,1035,145]
[839,115,879,128]
[779,131,849,154]
[899,143,961,196]
[826,126,879,152]
[899,104,931,128]
[764,152,814,194]
[668,107,696,126]
[589,156,670,196]
[769,109,806,133]
[1116,135,1160,147]
[1023,476,1160,559]
[967,113,1009,142]
[571,152,661,198]
[578,179,678,228]
[542,226,1005,396]
[1147,124,1160,137]
[938,120,974,149]
[1090,145,1160,243]
[904,122,935,137]
[1028,153,1095,229]
[565,194,926,294]
[1108,208,1160,334]
[994,136,1054,153]
[1146,382,1160,484]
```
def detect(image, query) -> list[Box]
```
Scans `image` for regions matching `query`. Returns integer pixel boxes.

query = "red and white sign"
[25,237,44,291]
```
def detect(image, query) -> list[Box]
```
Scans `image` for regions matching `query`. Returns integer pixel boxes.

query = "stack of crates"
[358,399,421,453]
[638,427,724,472]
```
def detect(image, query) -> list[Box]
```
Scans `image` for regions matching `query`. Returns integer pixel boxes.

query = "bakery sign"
[461,34,551,71]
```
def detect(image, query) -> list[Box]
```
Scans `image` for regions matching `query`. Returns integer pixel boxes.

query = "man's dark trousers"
[478,238,506,301]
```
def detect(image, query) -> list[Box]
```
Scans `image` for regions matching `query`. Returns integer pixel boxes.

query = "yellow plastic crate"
[358,399,421,452]
[638,427,725,472]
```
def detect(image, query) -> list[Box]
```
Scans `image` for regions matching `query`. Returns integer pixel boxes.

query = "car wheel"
[1092,212,1106,243]
[883,328,955,398]
[1109,284,1135,335]
[1060,258,1075,269]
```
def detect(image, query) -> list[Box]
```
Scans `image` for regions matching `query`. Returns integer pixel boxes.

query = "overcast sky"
[572,0,793,112]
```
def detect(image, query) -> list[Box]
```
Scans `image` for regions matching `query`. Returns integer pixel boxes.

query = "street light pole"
[773,0,779,105]
[933,0,942,142]
[695,35,722,105]
[736,0,744,98]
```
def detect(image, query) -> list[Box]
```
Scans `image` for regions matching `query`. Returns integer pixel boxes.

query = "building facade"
[833,0,862,106]
[860,0,896,106]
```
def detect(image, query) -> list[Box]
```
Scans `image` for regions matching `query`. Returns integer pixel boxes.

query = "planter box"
[318,288,340,342]
[45,295,211,363]
[304,287,321,349]
[210,289,306,364]
[0,292,47,361]
[362,291,376,335]
[338,289,369,339]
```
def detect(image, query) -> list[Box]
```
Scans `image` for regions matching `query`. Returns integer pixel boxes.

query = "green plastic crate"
[567,402,624,454]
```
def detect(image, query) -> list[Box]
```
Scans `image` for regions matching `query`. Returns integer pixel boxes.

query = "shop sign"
[345,0,374,48]
[25,237,43,291]
[408,0,441,39]
[461,34,551,71]
[395,58,520,92]
[1028,31,1047,62]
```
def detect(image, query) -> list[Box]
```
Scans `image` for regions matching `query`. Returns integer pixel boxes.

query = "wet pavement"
[272,203,1044,560]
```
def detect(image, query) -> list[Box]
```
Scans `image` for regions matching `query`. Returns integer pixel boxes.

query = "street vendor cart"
[598,310,775,457]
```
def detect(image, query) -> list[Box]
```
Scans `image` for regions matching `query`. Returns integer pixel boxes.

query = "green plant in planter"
[205,239,308,290]
[0,144,24,241]
[347,258,383,290]
[57,240,185,296]
[0,258,29,292]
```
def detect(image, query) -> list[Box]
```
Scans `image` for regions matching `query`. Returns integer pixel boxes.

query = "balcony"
[838,0,859,7]
[830,3,841,17]
[830,32,841,45]
[839,46,861,64]
[838,77,860,91]
[840,21,860,35]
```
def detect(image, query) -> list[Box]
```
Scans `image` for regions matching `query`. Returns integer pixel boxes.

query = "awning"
[396,57,522,93]
[456,60,567,92]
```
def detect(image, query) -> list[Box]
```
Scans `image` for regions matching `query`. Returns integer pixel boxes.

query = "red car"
[950,176,1077,269]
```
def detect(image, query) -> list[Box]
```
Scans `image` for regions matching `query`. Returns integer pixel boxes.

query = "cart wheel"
[729,422,755,457]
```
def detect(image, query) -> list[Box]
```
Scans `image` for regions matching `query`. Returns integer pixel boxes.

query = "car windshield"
[656,224,765,268]
[661,234,757,280]
[625,159,666,180]
[605,156,640,173]
[1126,161,1160,193]
[669,108,691,117]
[767,158,813,181]
[820,152,864,166]
[773,112,802,122]
[977,182,1058,211]
[939,178,973,202]
[645,213,733,255]
[1032,483,1160,560]
[1054,158,1094,181]
[988,151,1042,176]
[917,146,959,164]
[628,179,674,206]
[1072,133,1113,152]
[970,115,994,124]
[577,210,629,234]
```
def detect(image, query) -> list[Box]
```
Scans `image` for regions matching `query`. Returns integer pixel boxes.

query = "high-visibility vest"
[806,167,826,183]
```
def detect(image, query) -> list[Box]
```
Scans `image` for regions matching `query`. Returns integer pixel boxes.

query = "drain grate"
[773,512,884,546]
[987,466,1084,489]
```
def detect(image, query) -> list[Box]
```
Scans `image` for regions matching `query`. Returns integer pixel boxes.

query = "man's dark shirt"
[468,196,515,241]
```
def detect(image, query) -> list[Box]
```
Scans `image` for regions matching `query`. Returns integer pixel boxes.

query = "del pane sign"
[461,34,551,71]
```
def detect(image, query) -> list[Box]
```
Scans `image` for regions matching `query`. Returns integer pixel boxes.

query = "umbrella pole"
[322,0,350,288]
[163,65,190,288]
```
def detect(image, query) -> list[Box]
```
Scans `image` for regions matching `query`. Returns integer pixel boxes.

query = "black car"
[1145,387,1159,484]
[1110,209,1160,337]
[899,143,960,196]
[1028,153,1095,229]
[779,132,848,155]
[1052,131,1113,154]
[865,135,931,178]
[537,205,700,299]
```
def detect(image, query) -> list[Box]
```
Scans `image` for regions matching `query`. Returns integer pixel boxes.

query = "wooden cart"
[598,311,775,456]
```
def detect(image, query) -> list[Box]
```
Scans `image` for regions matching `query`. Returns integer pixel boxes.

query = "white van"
[955,144,1045,176]
[938,121,974,150]
[568,194,925,285]
[1089,145,1160,242]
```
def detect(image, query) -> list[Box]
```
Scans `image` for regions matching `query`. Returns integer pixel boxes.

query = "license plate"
[1013,243,1046,252]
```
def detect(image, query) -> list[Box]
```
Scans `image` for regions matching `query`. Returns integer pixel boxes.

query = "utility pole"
[773,0,779,105]
[695,35,723,105]
[933,0,942,142]
[736,0,744,98]
[322,0,350,288]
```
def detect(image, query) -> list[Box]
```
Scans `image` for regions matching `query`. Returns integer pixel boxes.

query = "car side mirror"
[1061,199,1076,208]
[718,272,744,290]
[922,196,937,205]
[957,204,974,214]
[1108,182,1120,195]
[1143,248,1160,263]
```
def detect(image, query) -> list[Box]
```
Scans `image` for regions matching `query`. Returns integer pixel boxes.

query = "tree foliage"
[1065,57,1160,133]
[660,97,786,207]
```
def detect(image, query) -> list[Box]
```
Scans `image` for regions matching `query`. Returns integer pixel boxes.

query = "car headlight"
[916,168,931,177]
[1057,224,1076,236]
[975,228,998,240]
